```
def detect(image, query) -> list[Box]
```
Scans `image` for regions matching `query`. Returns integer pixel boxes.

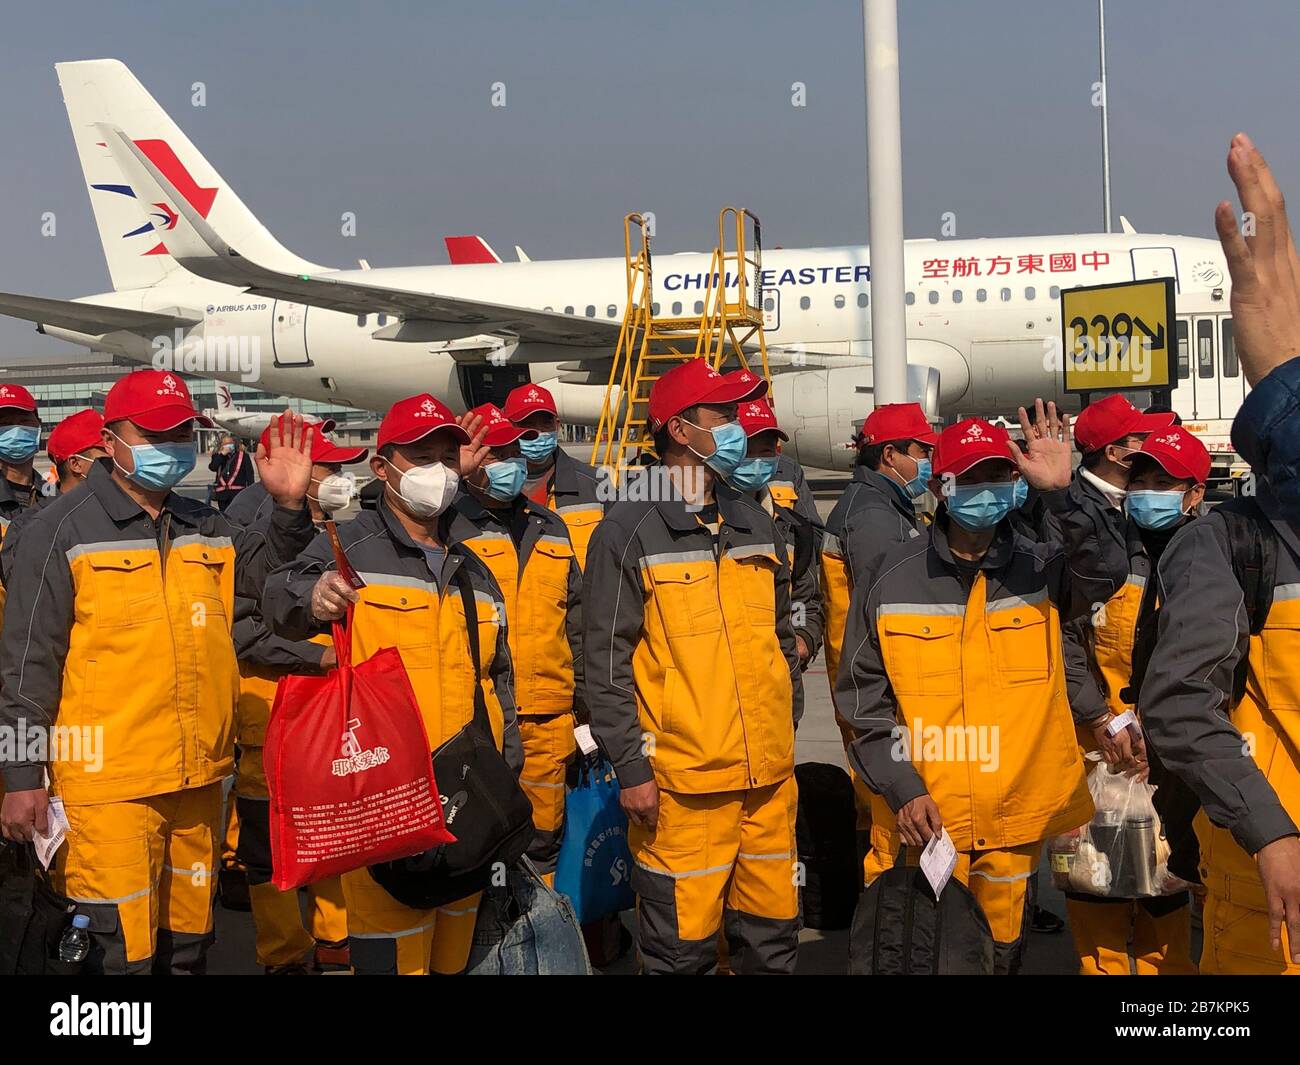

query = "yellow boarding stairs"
[590,207,773,481]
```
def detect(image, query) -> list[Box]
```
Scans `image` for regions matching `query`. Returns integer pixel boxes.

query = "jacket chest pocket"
[175,554,229,619]
[987,608,1051,686]
[1260,618,1300,711]
[650,564,722,638]
[83,554,164,628]
[880,615,961,695]
[529,539,574,599]
[360,585,435,651]
[731,553,779,628]
[561,510,601,566]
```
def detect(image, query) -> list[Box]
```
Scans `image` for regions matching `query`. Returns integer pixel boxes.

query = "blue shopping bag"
[554,757,635,923]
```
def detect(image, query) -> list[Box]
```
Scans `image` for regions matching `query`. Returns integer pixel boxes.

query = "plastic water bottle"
[57,914,91,965]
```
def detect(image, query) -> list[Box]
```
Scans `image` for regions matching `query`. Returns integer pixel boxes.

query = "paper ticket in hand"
[34,796,71,870]
[573,723,599,756]
[1105,709,1138,737]
[920,828,958,897]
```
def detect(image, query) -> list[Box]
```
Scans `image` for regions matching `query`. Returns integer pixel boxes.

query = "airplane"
[204,383,277,440]
[0,59,1245,474]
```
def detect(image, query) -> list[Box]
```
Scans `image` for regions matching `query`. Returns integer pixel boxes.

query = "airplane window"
[585,305,596,317]
[694,300,704,314]
[377,313,388,326]
[1000,288,1012,302]
[799,296,811,310]
[952,290,963,304]
[1049,286,1060,299]
[763,297,775,312]
[1024,287,1036,301]
[834,294,845,309]
[1197,319,1214,378]
[905,292,915,305]
[544,306,553,312]
[1176,319,1189,379]
[1222,318,1238,378]
[651,302,661,315]
[976,289,987,302]
[565,306,575,315]
[356,314,366,327]
[928,291,939,305]
[857,292,868,308]
[672,301,682,315]
[607,304,617,317]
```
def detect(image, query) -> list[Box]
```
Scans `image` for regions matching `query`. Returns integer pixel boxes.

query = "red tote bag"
[265,603,455,891]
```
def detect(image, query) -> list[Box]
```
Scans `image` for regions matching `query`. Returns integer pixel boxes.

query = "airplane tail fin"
[56,59,323,292]
[214,382,235,413]
[444,235,502,264]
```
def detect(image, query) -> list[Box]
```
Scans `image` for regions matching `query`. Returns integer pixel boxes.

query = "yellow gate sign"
[1060,277,1176,393]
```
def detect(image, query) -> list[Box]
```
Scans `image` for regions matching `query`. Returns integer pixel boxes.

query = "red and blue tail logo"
[91,139,217,256]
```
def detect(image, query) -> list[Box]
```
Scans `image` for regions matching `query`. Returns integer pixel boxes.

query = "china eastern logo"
[90,138,217,256]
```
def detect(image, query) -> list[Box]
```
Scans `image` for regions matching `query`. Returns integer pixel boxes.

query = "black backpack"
[1219,499,1281,703]
[0,842,81,975]
[848,850,994,975]
[369,568,534,910]
[794,763,860,931]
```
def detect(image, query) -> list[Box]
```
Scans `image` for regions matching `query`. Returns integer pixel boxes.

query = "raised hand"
[1014,398,1073,492]
[1214,133,1300,385]
[458,410,490,479]
[255,410,314,508]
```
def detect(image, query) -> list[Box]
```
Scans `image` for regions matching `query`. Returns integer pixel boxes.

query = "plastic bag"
[265,612,455,890]
[1048,755,1187,899]
[553,757,634,923]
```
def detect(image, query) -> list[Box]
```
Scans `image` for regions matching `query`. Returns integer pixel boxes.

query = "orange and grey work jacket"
[0,459,316,803]
[264,496,522,772]
[1138,498,1300,903]
[583,483,802,794]
[835,515,1094,852]
[454,491,583,717]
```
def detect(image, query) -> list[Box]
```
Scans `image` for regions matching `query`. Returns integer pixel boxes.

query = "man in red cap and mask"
[837,406,1095,974]
[228,421,369,973]
[0,369,317,974]
[453,403,583,882]
[0,384,47,536]
[503,382,608,569]
[265,393,520,975]
[584,358,803,974]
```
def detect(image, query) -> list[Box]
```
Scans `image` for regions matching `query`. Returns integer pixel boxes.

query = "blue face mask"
[1125,489,1187,530]
[0,425,40,463]
[684,418,747,477]
[902,456,933,500]
[1012,477,1029,509]
[728,455,780,493]
[121,440,197,491]
[518,431,558,463]
[483,456,527,501]
[947,481,1018,530]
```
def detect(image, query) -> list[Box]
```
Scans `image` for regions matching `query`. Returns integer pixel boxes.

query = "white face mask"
[385,458,459,518]
[311,471,354,512]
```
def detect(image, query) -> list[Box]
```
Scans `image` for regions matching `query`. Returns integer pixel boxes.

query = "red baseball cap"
[1136,425,1211,484]
[470,403,538,448]
[47,409,105,466]
[736,399,788,442]
[502,383,557,422]
[378,393,471,450]
[103,370,214,430]
[932,418,1018,478]
[647,360,769,430]
[856,403,939,447]
[259,421,367,465]
[0,384,36,412]
[1073,394,1175,453]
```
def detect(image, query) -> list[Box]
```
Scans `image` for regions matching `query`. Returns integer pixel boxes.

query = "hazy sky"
[1,0,1297,358]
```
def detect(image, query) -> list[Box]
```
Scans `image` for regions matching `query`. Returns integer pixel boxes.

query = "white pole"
[864,0,908,406]
[1099,0,1112,233]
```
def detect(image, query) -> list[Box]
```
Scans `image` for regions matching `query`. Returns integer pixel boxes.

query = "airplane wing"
[104,127,618,347]
[0,290,199,334]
